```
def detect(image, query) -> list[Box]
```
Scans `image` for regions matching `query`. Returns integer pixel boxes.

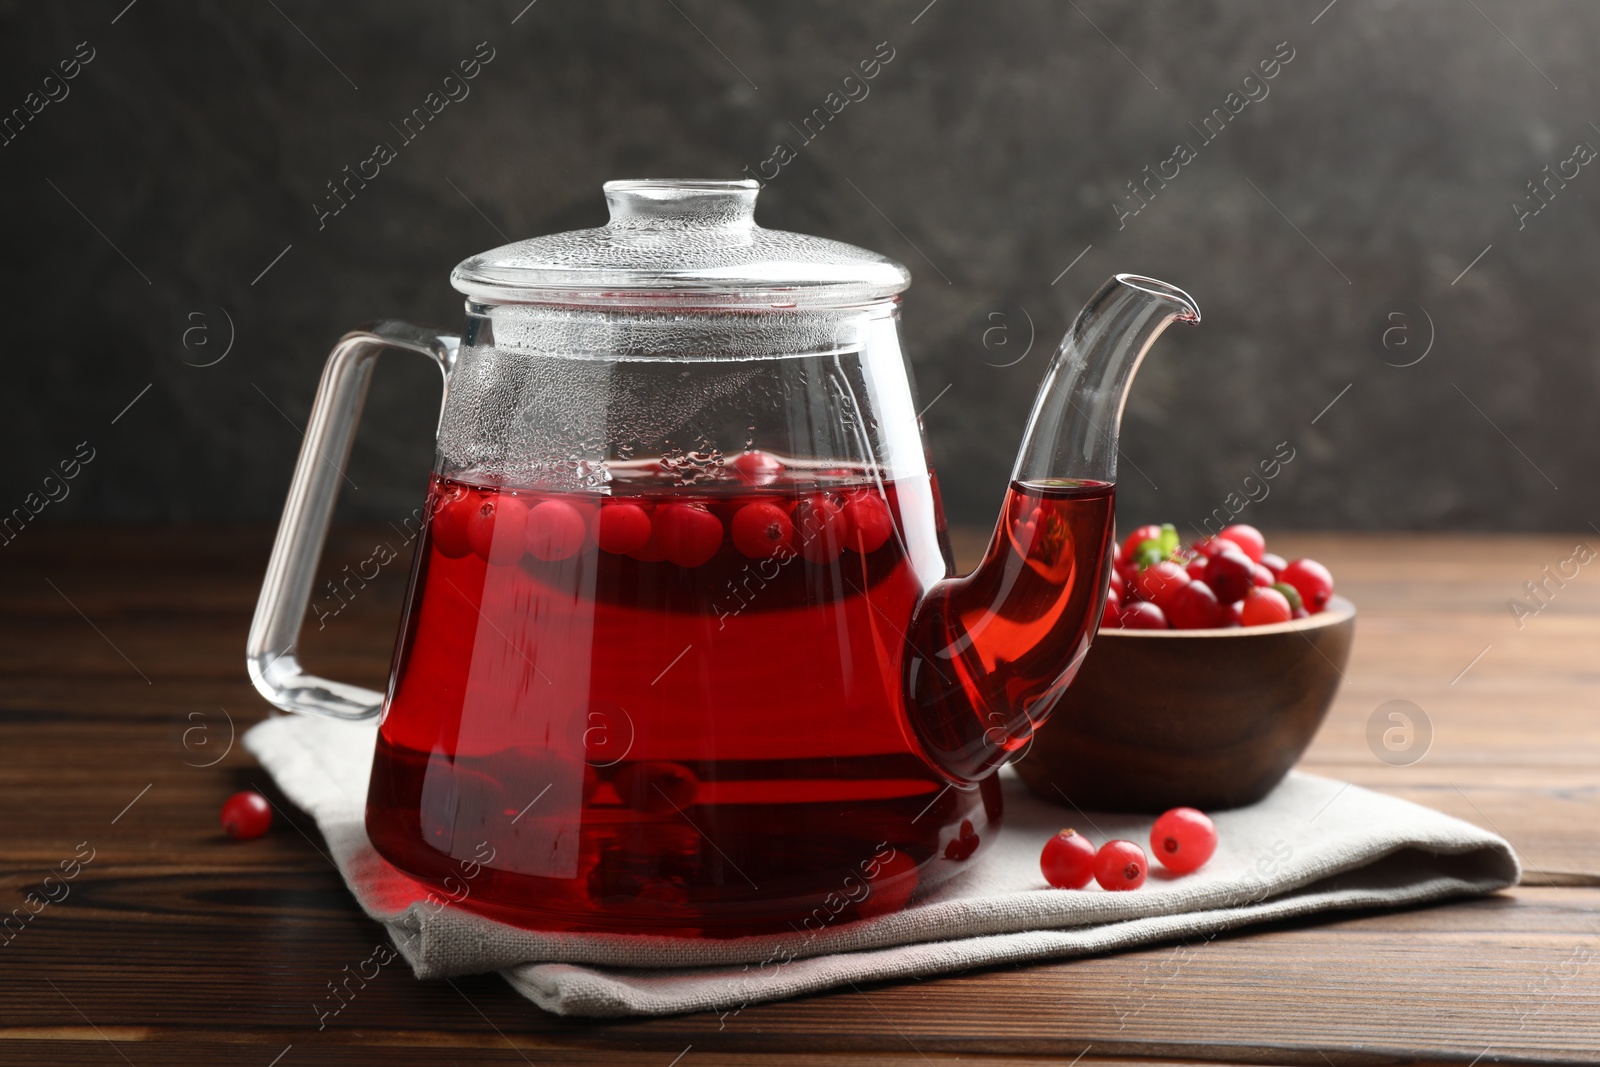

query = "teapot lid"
[450,179,911,307]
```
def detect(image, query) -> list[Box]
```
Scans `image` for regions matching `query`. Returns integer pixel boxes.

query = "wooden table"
[3,527,1597,1065]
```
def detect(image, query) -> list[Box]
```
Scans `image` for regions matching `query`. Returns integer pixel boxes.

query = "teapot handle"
[246,321,459,720]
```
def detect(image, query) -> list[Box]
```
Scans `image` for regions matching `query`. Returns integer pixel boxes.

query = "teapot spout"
[901,274,1198,785]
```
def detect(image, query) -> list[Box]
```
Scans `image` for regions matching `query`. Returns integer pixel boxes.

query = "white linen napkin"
[245,714,1518,1018]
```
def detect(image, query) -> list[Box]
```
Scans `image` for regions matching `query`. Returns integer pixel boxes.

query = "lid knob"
[603,179,759,231]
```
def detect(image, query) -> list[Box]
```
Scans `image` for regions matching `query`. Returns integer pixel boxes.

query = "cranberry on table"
[1239,586,1294,626]
[1217,523,1265,563]
[220,791,272,840]
[1133,560,1190,611]
[466,493,530,565]
[524,499,588,561]
[655,504,724,567]
[1118,600,1167,629]
[1260,552,1288,578]
[842,492,894,553]
[1203,550,1255,603]
[595,500,652,554]
[1166,579,1225,629]
[1094,840,1148,890]
[731,501,795,559]
[1150,807,1217,874]
[1041,828,1098,889]
[1280,558,1335,612]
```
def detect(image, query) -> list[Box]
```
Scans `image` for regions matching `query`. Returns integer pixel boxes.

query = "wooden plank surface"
[1,526,1597,1065]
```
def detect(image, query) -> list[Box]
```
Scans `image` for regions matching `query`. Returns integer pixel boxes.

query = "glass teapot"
[247,179,1198,937]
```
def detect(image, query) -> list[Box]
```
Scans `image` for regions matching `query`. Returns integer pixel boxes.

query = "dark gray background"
[3,0,1595,533]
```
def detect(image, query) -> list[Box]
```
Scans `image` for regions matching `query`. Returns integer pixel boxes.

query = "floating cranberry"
[1094,840,1148,890]
[220,791,272,840]
[731,501,794,559]
[1260,552,1288,578]
[1240,586,1294,626]
[728,450,784,486]
[612,761,699,813]
[1133,560,1190,611]
[1118,524,1164,563]
[1150,807,1217,874]
[595,500,652,555]
[655,504,724,567]
[1041,828,1097,889]
[429,488,475,559]
[466,493,530,565]
[1204,550,1255,603]
[1217,523,1265,563]
[524,499,588,561]
[1166,579,1225,629]
[792,495,848,564]
[842,493,894,553]
[1280,558,1334,612]
[1118,600,1167,629]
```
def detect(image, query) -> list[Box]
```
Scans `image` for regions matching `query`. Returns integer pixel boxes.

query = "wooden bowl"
[1014,596,1356,813]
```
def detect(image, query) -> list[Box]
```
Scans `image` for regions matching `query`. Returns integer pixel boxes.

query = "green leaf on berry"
[1158,524,1180,558]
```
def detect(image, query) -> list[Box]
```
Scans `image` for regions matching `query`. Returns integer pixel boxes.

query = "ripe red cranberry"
[1217,523,1265,563]
[1191,537,1228,559]
[1118,524,1164,563]
[1041,828,1097,889]
[595,500,652,554]
[655,504,724,567]
[1118,600,1167,629]
[1133,560,1190,611]
[1204,550,1255,603]
[1094,840,1148,890]
[524,499,588,561]
[1150,807,1217,874]
[1251,562,1275,588]
[728,450,784,486]
[220,791,272,840]
[1222,600,1243,627]
[1239,586,1294,626]
[792,495,848,564]
[1280,558,1335,612]
[842,493,894,553]
[1117,562,1142,598]
[1109,568,1126,600]
[1260,552,1288,578]
[1166,579,1225,629]
[466,493,530,565]
[429,486,475,559]
[731,501,794,559]
[1185,556,1209,580]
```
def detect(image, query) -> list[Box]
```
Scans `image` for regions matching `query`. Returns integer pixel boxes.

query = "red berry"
[1093,840,1148,890]
[1150,807,1217,874]
[1109,568,1126,599]
[655,504,723,567]
[728,450,784,486]
[857,850,919,919]
[1280,558,1335,612]
[842,493,894,553]
[1222,600,1243,627]
[731,501,794,559]
[466,493,529,565]
[1117,562,1142,598]
[595,501,652,554]
[1239,586,1294,626]
[1191,537,1228,559]
[524,499,588,561]
[1293,606,1310,619]
[1133,560,1190,611]
[1260,552,1288,578]
[1185,556,1209,580]
[1166,579,1225,629]
[220,791,272,840]
[1118,524,1164,564]
[1251,563,1276,588]
[1100,598,1122,628]
[429,487,475,559]
[1118,600,1167,629]
[1203,550,1254,603]
[1217,524,1265,563]
[792,495,847,564]
[1041,828,1097,889]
